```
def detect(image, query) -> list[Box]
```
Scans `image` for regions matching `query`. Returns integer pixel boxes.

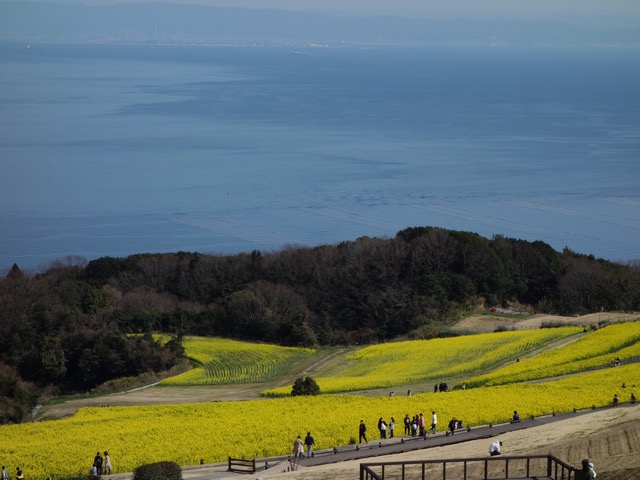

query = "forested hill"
[1,227,639,422]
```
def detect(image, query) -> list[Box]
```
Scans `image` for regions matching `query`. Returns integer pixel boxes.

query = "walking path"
[104,406,628,480]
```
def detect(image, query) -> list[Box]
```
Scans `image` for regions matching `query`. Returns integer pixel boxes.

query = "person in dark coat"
[448,417,457,435]
[93,452,104,476]
[304,432,315,457]
[359,420,368,444]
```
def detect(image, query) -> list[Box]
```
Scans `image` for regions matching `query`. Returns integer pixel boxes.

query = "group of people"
[2,452,112,479]
[409,411,439,437]
[90,451,112,476]
[613,391,636,405]
[404,413,425,437]
[2,454,112,480]
[434,382,449,393]
[292,432,315,458]
[357,417,396,443]
[1,466,24,480]
[357,411,445,444]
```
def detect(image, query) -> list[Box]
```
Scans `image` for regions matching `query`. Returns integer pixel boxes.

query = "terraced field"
[159,337,315,385]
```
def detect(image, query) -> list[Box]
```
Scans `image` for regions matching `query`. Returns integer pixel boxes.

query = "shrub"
[291,376,320,396]
[540,320,571,329]
[133,461,182,480]
[494,325,515,333]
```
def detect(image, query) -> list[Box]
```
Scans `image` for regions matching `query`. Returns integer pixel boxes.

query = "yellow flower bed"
[465,321,640,387]
[3,363,636,479]
[159,336,315,385]
[263,327,582,396]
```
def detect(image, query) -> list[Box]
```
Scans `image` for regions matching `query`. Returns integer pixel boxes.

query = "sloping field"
[159,337,314,385]
[263,327,582,396]
[452,311,639,333]
[465,321,640,387]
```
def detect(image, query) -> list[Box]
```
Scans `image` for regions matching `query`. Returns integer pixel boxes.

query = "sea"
[1,43,639,272]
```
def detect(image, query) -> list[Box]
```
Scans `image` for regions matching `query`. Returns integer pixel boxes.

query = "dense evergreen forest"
[1,227,639,424]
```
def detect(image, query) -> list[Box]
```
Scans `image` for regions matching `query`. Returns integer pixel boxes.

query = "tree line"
[1,226,639,423]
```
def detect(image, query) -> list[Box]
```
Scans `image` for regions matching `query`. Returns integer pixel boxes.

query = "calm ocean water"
[1,43,639,271]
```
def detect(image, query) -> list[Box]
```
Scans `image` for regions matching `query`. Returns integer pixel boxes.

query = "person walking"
[104,451,112,474]
[304,432,315,458]
[359,420,368,444]
[448,417,457,436]
[293,435,304,458]
[430,411,437,434]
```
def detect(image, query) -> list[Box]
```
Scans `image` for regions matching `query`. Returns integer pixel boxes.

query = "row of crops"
[465,321,640,387]
[159,337,315,385]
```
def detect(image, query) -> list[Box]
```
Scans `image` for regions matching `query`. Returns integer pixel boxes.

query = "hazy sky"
[33,0,640,21]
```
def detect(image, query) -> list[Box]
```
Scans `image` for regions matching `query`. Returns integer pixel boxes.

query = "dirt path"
[37,348,357,421]
[36,383,272,420]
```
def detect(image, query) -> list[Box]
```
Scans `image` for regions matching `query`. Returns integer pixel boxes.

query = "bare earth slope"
[451,312,639,333]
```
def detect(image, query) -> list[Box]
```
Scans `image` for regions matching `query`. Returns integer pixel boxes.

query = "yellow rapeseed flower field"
[1,363,637,479]
[3,325,638,479]
[262,327,582,396]
[465,321,640,387]
[159,336,315,385]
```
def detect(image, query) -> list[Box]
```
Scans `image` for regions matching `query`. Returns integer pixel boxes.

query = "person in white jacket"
[489,440,503,456]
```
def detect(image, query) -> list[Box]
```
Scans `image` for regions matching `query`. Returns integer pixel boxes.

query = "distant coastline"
[2,1,640,48]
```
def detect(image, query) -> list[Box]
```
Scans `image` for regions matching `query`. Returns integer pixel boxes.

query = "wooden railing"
[360,454,577,480]
[228,457,256,473]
